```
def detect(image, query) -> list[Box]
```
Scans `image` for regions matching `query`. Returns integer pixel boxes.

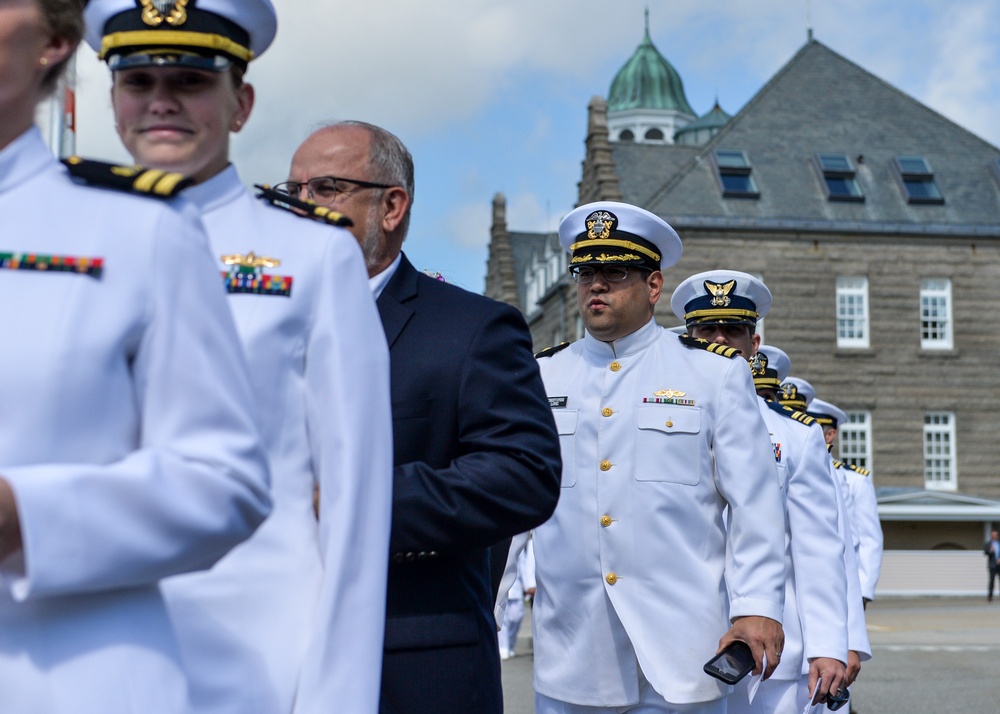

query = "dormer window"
[618,129,635,142]
[714,150,759,198]
[644,128,665,141]
[815,153,864,202]
[894,155,944,204]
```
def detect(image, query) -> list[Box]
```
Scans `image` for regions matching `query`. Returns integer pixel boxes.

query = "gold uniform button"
[601,407,613,417]
[600,515,612,527]
[600,460,612,471]
[606,573,618,585]
[666,420,674,428]
[609,361,621,372]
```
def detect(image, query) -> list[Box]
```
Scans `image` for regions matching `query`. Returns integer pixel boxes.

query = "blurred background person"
[0,0,271,712]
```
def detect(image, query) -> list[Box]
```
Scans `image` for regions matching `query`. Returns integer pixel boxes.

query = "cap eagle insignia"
[141,0,189,27]
[749,353,768,377]
[586,210,616,241]
[704,279,736,308]
[780,382,799,402]
[221,251,281,269]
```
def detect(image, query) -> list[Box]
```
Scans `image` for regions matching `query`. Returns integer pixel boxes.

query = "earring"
[39,57,49,66]
[234,120,243,129]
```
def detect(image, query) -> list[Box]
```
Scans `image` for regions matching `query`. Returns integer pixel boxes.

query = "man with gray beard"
[284,122,561,714]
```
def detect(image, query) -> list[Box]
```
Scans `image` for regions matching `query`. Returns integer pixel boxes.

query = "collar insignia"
[141,0,189,28]
[585,210,617,241]
[704,279,736,307]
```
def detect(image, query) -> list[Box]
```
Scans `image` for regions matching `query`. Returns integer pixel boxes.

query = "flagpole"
[46,54,77,158]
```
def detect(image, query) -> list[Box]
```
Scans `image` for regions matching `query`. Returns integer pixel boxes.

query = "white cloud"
[62,0,1000,295]
[923,0,1000,145]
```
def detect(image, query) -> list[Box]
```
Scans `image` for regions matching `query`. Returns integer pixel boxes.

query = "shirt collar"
[180,164,244,212]
[583,316,661,360]
[369,252,402,297]
[0,127,54,196]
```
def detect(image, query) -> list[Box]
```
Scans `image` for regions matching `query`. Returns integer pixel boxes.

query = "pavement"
[501,596,1000,713]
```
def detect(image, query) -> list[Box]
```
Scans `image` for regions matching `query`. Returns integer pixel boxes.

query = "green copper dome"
[608,26,695,116]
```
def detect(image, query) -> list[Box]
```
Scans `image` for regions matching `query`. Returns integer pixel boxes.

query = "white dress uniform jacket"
[533,318,786,706]
[157,166,392,714]
[0,128,271,714]
[749,402,847,682]
[831,462,872,661]
[841,465,883,601]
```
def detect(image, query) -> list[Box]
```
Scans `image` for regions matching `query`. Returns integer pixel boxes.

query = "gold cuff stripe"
[100,30,253,62]
[570,238,660,262]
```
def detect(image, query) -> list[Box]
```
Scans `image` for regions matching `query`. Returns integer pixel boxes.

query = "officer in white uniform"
[668,273,849,713]
[0,2,271,707]
[85,2,393,712]
[780,386,873,688]
[809,399,884,606]
[532,202,786,714]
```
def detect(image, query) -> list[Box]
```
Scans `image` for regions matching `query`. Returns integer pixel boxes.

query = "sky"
[64,0,1000,295]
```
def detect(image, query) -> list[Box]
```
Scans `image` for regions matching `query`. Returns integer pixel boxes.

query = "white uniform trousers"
[728,677,798,714]
[537,666,726,714]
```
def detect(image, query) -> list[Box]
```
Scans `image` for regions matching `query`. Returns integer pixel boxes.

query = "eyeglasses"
[826,688,850,711]
[272,176,395,202]
[569,265,647,284]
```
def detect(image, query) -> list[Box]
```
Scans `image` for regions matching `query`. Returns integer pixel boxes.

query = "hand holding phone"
[703,640,755,685]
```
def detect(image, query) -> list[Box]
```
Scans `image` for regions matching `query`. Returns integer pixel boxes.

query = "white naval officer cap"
[558,201,682,272]
[748,344,790,391]
[670,270,772,328]
[778,376,815,410]
[808,398,848,429]
[86,0,277,71]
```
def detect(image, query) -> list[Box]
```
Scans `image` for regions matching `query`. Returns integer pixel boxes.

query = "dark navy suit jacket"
[377,254,561,714]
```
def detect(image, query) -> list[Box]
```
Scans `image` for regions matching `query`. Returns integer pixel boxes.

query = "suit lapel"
[377,253,419,350]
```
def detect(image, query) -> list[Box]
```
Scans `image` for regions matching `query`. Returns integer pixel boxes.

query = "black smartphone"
[702,640,755,684]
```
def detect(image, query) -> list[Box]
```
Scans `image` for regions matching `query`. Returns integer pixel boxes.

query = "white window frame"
[920,278,953,350]
[838,411,872,472]
[836,276,869,348]
[923,412,957,491]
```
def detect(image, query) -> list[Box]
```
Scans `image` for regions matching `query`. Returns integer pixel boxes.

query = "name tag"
[548,396,568,408]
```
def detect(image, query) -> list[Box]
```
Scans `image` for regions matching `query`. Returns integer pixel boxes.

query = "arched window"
[644,128,664,141]
[618,129,634,142]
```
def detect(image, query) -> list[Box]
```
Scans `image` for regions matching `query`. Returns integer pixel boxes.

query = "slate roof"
[611,40,1000,234]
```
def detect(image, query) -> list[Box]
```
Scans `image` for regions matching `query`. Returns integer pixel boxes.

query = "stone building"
[486,30,1000,592]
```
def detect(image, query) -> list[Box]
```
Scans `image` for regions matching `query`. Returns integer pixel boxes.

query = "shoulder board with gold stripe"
[833,460,845,469]
[678,333,742,359]
[847,463,870,477]
[254,185,354,228]
[63,157,191,197]
[764,399,816,425]
[535,342,570,359]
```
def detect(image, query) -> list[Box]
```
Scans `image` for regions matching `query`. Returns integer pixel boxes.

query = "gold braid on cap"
[569,239,660,262]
